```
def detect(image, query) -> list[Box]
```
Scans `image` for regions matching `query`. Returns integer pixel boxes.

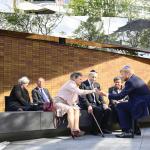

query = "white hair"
[18,76,30,85]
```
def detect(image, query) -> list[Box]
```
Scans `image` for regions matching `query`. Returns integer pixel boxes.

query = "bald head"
[37,77,45,88]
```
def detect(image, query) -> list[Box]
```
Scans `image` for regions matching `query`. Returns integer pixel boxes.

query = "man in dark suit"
[79,70,112,134]
[32,78,52,109]
[99,66,150,138]
[108,76,128,124]
[8,76,32,111]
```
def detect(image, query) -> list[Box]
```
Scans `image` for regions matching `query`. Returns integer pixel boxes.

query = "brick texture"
[0,30,150,111]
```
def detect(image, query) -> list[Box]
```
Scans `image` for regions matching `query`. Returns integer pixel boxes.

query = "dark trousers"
[110,104,119,124]
[116,102,133,131]
[90,104,111,132]
[8,104,40,111]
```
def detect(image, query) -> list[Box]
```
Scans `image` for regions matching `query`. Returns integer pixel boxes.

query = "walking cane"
[91,112,105,137]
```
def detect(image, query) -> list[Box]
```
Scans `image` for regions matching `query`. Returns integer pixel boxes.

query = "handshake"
[94,88,108,97]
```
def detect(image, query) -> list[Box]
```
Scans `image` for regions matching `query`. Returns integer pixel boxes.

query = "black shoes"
[115,132,133,138]
[116,127,141,138]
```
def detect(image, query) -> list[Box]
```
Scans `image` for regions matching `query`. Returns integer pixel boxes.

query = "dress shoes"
[115,132,133,138]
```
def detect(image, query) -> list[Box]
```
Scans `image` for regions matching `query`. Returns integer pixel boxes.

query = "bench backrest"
[5,96,11,112]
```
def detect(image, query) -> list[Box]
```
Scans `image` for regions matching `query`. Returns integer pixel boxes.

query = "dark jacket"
[109,74,150,119]
[9,84,31,109]
[108,86,128,105]
[79,80,104,109]
[32,87,52,105]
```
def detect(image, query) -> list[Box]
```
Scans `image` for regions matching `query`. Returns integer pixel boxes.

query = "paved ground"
[2,128,150,150]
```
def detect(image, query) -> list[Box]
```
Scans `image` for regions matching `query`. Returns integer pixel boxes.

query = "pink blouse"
[57,80,95,106]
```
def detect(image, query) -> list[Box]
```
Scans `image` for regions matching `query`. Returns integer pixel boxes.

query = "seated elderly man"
[79,70,112,134]
[8,76,35,111]
[32,78,53,110]
[108,76,128,124]
[99,66,150,138]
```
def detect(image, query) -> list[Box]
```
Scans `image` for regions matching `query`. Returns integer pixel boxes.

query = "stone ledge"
[0,110,92,141]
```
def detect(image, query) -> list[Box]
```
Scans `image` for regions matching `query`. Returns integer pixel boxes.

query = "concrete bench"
[1,96,93,141]
[0,111,55,141]
[2,96,150,141]
[0,110,93,142]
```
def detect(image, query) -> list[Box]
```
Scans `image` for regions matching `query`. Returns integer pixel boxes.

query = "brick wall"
[0,30,150,111]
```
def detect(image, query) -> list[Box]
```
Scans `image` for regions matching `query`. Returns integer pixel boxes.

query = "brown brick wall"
[0,31,150,111]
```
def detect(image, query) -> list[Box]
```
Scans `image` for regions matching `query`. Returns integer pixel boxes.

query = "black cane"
[91,112,105,137]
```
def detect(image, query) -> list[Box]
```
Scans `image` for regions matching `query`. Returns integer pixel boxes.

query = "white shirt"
[88,80,96,103]
[39,88,49,102]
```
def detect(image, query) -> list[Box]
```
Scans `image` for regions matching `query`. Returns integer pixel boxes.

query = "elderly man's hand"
[103,104,110,110]
[113,100,120,105]
[88,105,93,113]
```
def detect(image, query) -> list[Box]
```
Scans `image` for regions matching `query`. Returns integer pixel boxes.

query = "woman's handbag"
[43,102,56,112]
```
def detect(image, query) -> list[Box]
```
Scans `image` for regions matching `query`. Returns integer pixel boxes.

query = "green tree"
[69,0,135,44]
[109,28,150,51]
[0,12,63,35]
[139,29,150,49]
[68,0,133,17]
[73,17,105,42]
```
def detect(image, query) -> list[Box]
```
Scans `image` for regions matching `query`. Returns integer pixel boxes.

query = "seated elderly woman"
[8,76,34,111]
[54,72,98,139]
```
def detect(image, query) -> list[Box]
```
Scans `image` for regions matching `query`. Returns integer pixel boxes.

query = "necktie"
[91,83,96,103]
[40,88,49,102]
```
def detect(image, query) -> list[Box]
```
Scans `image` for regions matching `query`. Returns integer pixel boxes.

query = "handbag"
[43,102,56,112]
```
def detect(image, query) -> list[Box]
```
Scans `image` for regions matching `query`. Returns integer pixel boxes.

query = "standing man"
[32,78,53,108]
[79,70,112,134]
[99,66,150,138]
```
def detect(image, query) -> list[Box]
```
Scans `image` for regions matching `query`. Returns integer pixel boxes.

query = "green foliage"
[70,0,150,52]
[70,0,137,46]
[4,13,30,32]
[109,27,150,51]
[139,29,150,49]
[0,12,63,35]
[68,0,133,17]
[73,17,105,42]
